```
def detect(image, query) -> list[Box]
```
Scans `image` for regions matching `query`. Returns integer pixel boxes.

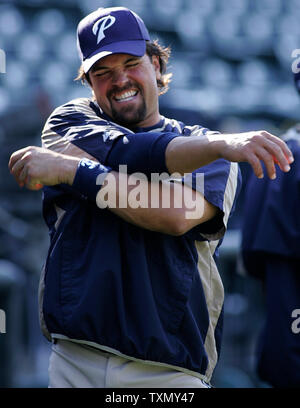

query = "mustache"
[107,82,141,99]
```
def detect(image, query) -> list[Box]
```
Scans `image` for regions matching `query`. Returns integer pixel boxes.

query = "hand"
[212,131,294,179]
[8,146,80,190]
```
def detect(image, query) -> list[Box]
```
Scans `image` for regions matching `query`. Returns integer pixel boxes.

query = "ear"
[151,55,161,80]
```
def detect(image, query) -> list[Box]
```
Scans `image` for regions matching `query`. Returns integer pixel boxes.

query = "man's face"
[89,53,161,128]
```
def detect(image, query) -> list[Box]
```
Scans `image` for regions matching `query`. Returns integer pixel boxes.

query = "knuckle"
[240,141,252,151]
[244,143,256,155]
[259,150,272,162]
[261,130,274,139]
[24,151,32,161]
[26,163,34,177]
[246,153,259,167]
[250,134,262,143]
[273,144,283,155]
[277,139,288,149]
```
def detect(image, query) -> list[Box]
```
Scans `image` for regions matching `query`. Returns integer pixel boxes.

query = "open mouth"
[114,89,139,102]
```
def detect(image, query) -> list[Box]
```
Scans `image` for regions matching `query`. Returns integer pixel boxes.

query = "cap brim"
[82,40,146,73]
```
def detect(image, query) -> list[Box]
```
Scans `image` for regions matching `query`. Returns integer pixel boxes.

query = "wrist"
[71,158,111,201]
[58,156,81,185]
[206,134,225,160]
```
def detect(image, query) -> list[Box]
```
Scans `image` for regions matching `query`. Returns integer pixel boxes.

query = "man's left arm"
[8,147,237,237]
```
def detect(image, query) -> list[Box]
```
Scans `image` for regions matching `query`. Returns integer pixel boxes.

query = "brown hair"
[75,40,172,95]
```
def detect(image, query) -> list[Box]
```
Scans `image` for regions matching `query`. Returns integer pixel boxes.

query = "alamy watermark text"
[95,166,205,220]
[291,309,300,334]
[0,48,6,74]
[0,309,6,334]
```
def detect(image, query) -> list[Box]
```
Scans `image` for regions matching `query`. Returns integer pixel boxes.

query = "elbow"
[162,216,191,236]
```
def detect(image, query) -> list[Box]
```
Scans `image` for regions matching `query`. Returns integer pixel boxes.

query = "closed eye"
[126,62,139,68]
[95,71,110,77]
[92,59,140,77]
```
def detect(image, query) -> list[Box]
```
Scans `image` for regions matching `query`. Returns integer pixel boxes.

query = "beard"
[110,98,147,128]
[107,82,147,128]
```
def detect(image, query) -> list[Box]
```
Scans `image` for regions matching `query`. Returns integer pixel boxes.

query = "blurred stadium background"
[0,0,299,388]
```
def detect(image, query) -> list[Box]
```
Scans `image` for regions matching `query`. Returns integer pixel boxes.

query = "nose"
[111,68,128,87]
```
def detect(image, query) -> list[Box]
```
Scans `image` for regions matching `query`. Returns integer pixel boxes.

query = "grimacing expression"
[88,53,161,128]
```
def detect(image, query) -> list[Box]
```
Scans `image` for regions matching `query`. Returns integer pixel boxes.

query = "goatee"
[110,99,147,128]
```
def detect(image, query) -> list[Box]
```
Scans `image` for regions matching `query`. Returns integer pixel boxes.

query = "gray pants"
[49,339,210,388]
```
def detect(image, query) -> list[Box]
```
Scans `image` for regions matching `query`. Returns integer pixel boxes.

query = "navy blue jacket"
[39,98,241,383]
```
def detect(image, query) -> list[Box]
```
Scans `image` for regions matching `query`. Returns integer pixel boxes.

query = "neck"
[133,111,161,129]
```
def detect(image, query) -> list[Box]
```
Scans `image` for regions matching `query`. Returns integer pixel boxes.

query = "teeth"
[115,90,137,101]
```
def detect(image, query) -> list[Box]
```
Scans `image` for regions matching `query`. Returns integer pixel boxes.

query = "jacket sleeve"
[42,98,177,176]
[180,159,242,241]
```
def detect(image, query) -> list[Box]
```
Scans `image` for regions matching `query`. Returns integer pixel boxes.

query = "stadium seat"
[1,59,29,91]
[15,32,46,66]
[55,31,79,65]
[252,0,282,17]
[184,0,216,16]
[0,87,10,114]
[199,58,234,89]
[0,5,24,38]
[218,0,249,16]
[34,8,66,37]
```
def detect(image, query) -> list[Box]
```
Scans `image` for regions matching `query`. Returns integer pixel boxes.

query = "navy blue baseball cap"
[77,7,150,73]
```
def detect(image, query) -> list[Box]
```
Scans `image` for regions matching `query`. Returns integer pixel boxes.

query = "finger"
[19,165,29,185]
[10,160,27,187]
[8,147,31,171]
[265,141,290,173]
[262,132,294,166]
[21,171,43,190]
[9,150,32,179]
[255,146,276,179]
[34,183,44,190]
[257,135,290,173]
[26,181,43,191]
[10,158,26,182]
[9,151,23,172]
[272,155,286,172]
[245,152,264,179]
[262,131,293,159]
